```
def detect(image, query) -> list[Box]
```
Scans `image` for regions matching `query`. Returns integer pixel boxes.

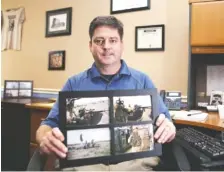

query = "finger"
[46,143,67,158]
[154,118,167,139]
[161,129,172,143]
[48,134,68,153]
[167,125,176,142]
[158,126,170,143]
[52,128,64,141]
[156,114,166,127]
[45,136,67,158]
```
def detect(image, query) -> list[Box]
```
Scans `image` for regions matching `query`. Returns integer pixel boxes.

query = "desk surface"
[24,101,224,131]
[174,112,224,131]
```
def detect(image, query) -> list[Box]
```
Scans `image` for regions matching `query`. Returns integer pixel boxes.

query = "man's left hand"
[154,114,176,144]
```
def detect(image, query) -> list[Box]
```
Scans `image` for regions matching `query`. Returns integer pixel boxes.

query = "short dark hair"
[89,16,124,40]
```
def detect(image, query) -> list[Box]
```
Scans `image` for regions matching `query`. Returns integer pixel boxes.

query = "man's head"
[89,16,124,68]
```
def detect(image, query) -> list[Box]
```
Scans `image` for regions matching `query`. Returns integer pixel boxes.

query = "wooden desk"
[173,112,224,131]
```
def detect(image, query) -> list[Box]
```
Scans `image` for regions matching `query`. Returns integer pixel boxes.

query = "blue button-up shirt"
[41,60,170,128]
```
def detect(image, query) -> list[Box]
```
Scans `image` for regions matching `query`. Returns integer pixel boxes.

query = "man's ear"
[89,40,92,50]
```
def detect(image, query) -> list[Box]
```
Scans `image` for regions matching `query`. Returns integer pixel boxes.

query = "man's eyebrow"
[94,37,119,39]
[110,37,118,40]
[94,37,104,39]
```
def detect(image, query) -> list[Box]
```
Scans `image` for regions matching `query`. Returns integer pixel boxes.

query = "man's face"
[89,26,123,66]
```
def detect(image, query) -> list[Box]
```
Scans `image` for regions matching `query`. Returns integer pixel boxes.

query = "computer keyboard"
[176,127,224,160]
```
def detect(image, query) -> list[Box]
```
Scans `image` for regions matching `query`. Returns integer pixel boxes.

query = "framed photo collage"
[4,80,33,99]
[59,89,162,168]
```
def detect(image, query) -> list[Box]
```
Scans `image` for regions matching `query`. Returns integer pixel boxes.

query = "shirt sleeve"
[143,75,171,120]
[40,79,73,128]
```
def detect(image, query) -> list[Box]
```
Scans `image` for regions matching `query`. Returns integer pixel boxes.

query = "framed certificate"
[110,0,150,14]
[135,25,165,51]
[59,89,162,169]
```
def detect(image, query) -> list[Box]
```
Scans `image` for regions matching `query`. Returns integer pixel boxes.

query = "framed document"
[59,89,162,169]
[135,25,165,51]
[111,0,150,14]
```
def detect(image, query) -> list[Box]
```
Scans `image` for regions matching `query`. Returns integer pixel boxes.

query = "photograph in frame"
[6,81,19,89]
[59,89,161,169]
[114,123,154,155]
[111,0,150,14]
[113,95,152,123]
[19,90,32,97]
[66,97,110,125]
[5,90,19,97]
[135,25,165,51]
[19,81,32,89]
[45,7,72,37]
[48,50,66,70]
[66,128,111,160]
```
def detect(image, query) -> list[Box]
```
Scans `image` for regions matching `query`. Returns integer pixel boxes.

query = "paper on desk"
[170,111,208,121]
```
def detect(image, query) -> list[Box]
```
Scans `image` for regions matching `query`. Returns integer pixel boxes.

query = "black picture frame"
[59,89,162,169]
[48,50,66,70]
[45,7,72,37]
[110,0,150,14]
[135,24,165,51]
[3,80,33,99]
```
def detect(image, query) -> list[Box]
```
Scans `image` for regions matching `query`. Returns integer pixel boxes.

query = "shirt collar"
[89,59,131,79]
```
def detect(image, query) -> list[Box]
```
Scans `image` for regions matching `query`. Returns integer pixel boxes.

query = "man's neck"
[96,61,121,75]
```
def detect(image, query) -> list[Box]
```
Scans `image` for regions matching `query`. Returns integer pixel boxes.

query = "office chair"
[27,140,190,171]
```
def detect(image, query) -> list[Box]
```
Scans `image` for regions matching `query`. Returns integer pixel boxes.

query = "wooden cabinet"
[187,0,224,109]
[1,100,30,171]
[191,0,224,46]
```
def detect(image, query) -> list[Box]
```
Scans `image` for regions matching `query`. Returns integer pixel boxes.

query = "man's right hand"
[39,127,68,158]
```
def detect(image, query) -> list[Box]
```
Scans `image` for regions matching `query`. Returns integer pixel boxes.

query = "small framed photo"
[210,90,224,106]
[45,7,72,37]
[110,0,150,14]
[48,50,65,70]
[59,89,161,169]
[4,80,33,99]
[135,24,165,51]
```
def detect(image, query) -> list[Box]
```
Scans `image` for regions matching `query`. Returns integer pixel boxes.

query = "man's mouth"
[102,53,113,57]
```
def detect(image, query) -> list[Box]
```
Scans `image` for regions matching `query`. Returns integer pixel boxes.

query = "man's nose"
[102,40,111,49]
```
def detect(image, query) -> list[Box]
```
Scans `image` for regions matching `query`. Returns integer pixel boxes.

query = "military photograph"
[19,81,32,89]
[5,81,19,89]
[114,124,154,155]
[19,90,32,97]
[66,128,111,160]
[113,95,152,123]
[66,97,109,125]
[5,90,19,97]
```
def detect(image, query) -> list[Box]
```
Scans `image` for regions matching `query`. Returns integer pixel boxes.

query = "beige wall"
[1,0,189,95]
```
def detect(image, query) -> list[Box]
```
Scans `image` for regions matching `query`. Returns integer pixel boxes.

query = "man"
[36,16,176,171]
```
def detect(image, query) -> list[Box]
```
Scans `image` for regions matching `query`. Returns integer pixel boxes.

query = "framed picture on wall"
[110,0,150,14]
[45,7,72,37]
[58,89,162,169]
[4,80,33,99]
[48,50,66,70]
[135,24,165,51]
